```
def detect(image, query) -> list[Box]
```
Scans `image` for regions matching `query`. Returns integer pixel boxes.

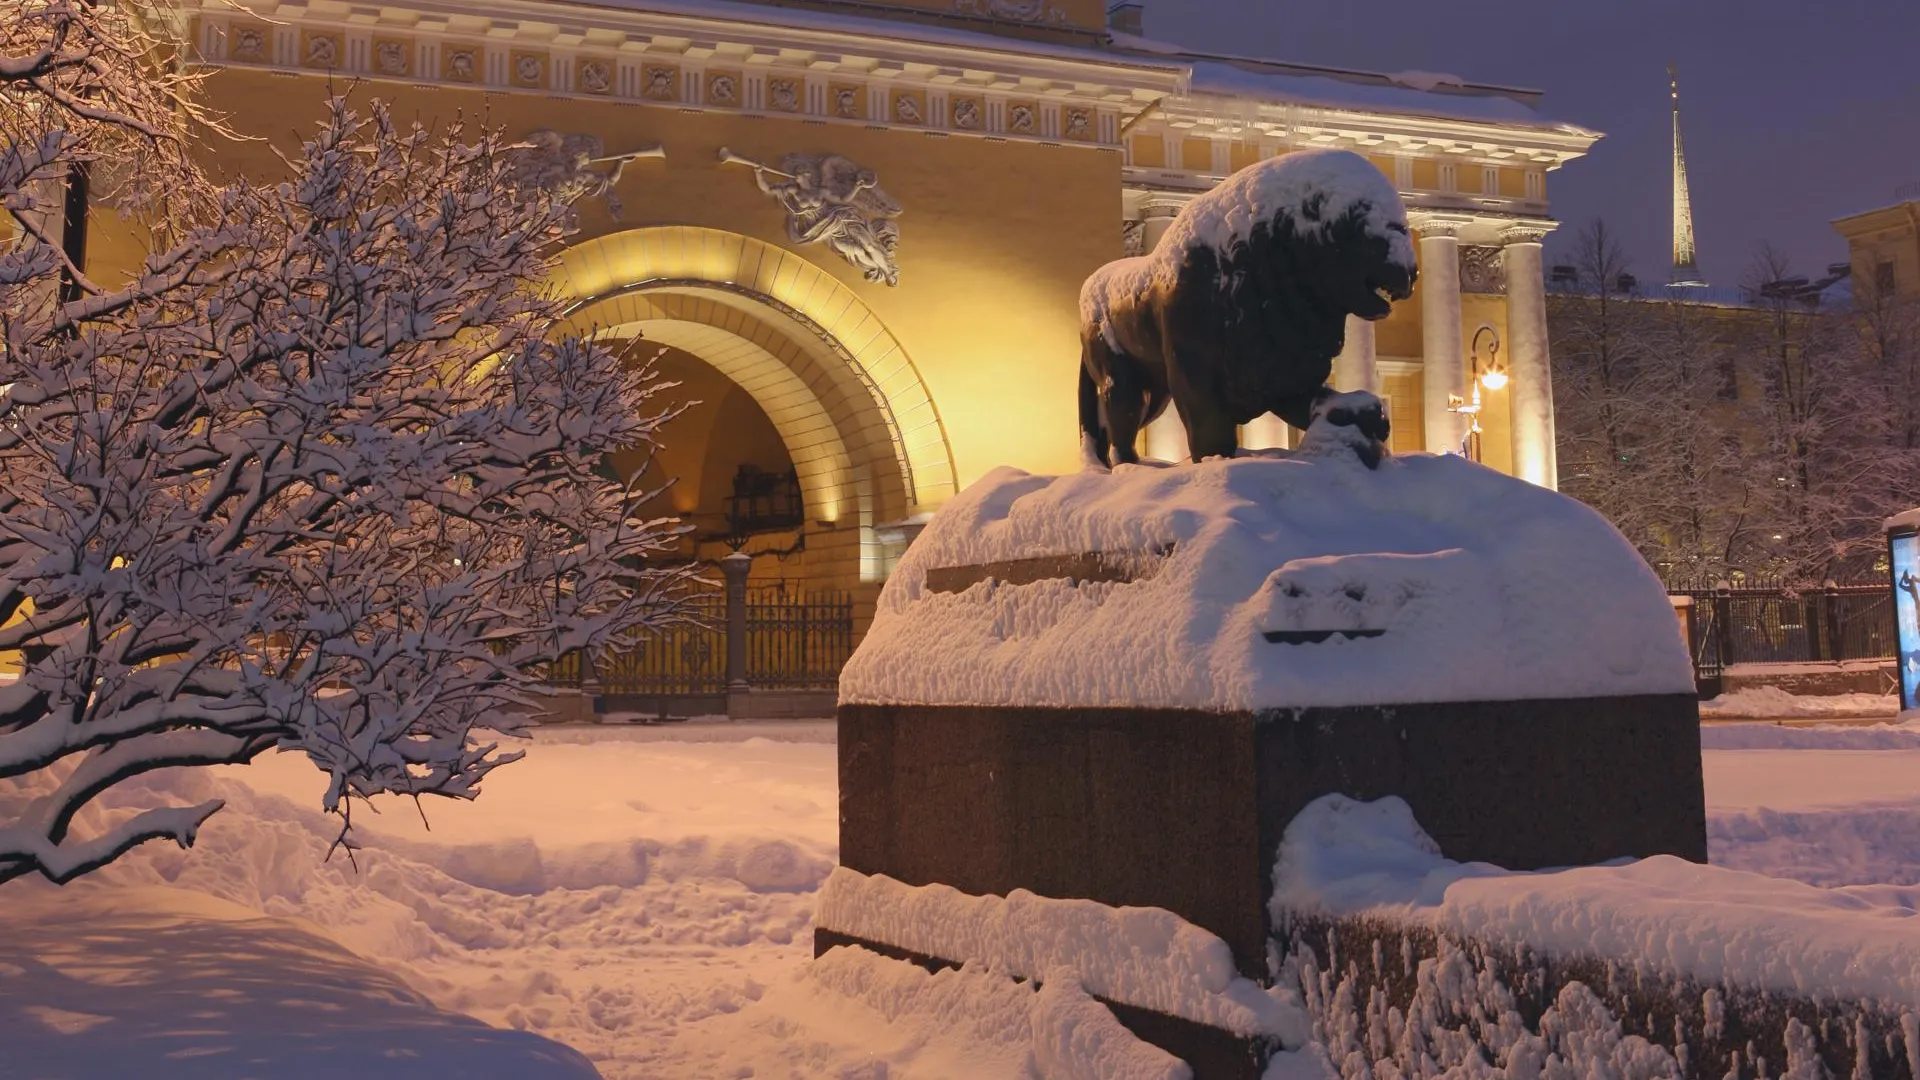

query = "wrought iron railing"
[1665,578,1896,688]
[547,582,853,697]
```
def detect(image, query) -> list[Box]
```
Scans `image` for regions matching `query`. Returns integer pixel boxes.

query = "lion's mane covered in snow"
[1078,148,1418,467]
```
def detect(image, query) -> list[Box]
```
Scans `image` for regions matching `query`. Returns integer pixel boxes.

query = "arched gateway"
[554,226,957,586]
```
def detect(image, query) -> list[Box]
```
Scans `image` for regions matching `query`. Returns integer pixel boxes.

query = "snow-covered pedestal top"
[841,446,1693,711]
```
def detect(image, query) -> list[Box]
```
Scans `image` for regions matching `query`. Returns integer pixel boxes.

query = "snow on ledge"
[1274,795,1920,1008]
[814,866,1307,1041]
[840,453,1693,710]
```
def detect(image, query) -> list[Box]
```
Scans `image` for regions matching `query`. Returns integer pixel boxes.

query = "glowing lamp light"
[1478,368,1509,391]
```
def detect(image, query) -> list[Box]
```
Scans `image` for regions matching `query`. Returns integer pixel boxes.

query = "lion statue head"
[1174,148,1417,329]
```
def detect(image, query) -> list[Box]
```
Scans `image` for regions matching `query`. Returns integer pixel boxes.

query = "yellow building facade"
[125,0,1597,611]
[1833,195,1920,302]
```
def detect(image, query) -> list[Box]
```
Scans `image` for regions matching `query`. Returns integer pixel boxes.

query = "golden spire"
[1669,64,1706,287]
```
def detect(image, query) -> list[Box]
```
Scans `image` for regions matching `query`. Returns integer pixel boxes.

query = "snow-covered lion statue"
[1078,148,1418,469]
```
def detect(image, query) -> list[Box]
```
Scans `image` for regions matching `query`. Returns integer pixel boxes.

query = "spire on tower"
[1668,64,1707,288]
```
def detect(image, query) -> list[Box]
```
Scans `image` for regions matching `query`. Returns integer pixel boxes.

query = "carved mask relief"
[373,39,410,76]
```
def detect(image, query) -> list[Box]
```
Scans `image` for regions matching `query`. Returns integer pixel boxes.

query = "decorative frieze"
[891,89,927,126]
[1459,244,1506,295]
[228,22,268,62]
[829,82,864,120]
[442,44,481,83]
[509,50,546,89]
[952,0,1067,25]
[1063,106,1094,141]
[576,57,614,95]
[773,76,810,112]
[372,37,412,78]
[185,4,1149,151]
[300,29,342,70]
[950,95,984,131]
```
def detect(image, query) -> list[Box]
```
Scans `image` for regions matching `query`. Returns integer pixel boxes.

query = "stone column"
[1332,315,1378,394]
[1416,220,1467,455]
[1241,413,1290,451]
[1502,226,1557,489]
[1139,194,1191,461]
[1139,194,1186,254]
[1144,412,1189,462]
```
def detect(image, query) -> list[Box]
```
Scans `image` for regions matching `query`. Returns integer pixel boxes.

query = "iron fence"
[546,583,853,696]
[1665,578,1896,688]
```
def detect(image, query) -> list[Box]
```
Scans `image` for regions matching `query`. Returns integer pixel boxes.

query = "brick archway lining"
[555,227,957,530]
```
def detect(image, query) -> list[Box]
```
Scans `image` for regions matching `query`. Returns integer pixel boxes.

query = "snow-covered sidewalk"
[1703,719,1920,888]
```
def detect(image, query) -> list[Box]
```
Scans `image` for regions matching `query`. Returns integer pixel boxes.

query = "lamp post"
[1446,327,1508,463]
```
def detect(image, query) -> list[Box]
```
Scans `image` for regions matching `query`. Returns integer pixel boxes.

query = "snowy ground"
[1698,685,1900,720]
[1702,719,1920,887]
[6,716,1920,1078]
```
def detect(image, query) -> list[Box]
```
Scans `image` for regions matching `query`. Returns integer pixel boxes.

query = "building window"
[1877,260,1897,296]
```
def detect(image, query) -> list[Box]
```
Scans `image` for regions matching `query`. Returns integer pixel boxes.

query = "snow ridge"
[815,866,1307,1041]
[1274,794,1920,1008]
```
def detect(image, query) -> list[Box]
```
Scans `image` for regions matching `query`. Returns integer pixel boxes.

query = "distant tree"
[1552,223,1920,585]
[1550,221,1750,578]
[1,3,686,883]
[1736,245,1889,582]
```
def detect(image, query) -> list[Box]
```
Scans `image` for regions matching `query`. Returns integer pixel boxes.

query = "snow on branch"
[1,83,692,881]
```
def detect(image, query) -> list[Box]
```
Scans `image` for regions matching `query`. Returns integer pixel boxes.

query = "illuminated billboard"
[1890,523,1920,711]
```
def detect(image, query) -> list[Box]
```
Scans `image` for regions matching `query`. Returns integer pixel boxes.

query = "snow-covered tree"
[1731,246,1891,582]
[1551,222,1754,578]
[1,3,687,883]
[1552,222,1916,584]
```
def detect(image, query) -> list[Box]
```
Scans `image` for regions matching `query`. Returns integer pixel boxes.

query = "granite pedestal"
[824,694,1706,1078]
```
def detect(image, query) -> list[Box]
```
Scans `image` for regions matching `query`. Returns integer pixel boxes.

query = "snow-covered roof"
[1106,31,1593,134]
[841,433,1693,712]
[533,0,1185,81]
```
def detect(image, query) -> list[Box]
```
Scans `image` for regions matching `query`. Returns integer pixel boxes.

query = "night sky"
[1143,0,1920,289]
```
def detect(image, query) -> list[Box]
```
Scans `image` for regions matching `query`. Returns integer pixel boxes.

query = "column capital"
[1410,213,1470,239]
[1140,193,1192,219]
[1499,225,1552,247]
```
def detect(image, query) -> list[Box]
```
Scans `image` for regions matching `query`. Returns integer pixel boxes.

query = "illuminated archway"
[555,227,956,580]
